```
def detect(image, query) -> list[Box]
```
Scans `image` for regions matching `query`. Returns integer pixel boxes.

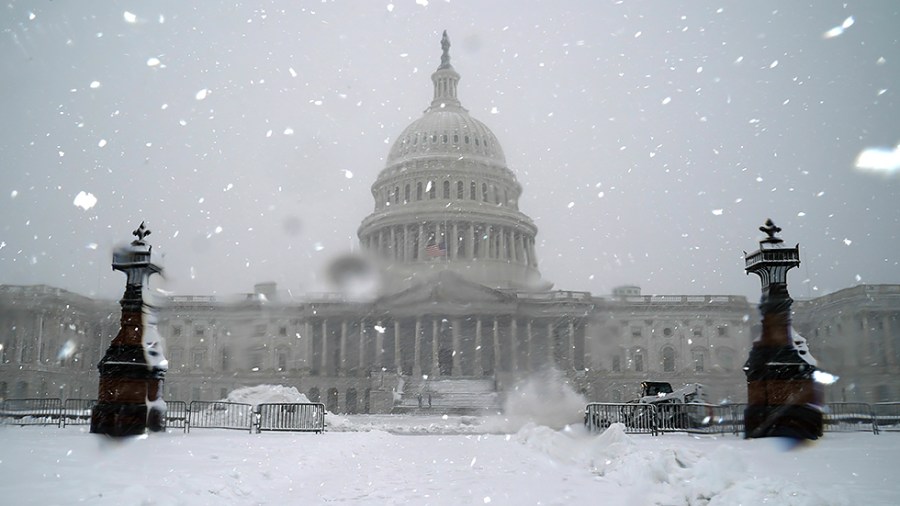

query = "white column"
[451,222,459,260]
[493,318,500,373]
[525,320,533,372]
[321,319,329,374]
[414,318,422,376]
[418,224,426,260]
[340,320,348,376]
[475,318,484,376]
[394,320,402,373]
[568,321,576,370]
[452,318,461,376]
[358,320,366,374]
[547,322,554,365]
[432,319,440,376]
[510,318,519,371]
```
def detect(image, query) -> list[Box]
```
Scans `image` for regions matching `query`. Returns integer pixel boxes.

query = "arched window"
[428,181,436,199]
[464,135,470,144]
[481,183,488,202]
[453,134,459,143]
[443,180,450,199]
[457,181,464,199]
[662,347,676,372]
[442,134,448,143]
[493,186,500,205]
[404,184,410,202]
[470,181,477,200]
[416,182,423,200]
[394,186,400,204]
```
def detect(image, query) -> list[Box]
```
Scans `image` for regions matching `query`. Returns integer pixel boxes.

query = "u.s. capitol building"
[2,34,898,413]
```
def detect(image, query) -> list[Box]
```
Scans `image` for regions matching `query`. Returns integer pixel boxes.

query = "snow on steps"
[392,377,503,415]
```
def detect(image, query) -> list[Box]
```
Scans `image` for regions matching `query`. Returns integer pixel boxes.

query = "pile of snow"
[485,368,587,432]
[222,384,310,407]
[513,422,840,505]
[221,384,352,428]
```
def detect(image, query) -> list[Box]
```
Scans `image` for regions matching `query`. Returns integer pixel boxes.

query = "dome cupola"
[358,31,548,292]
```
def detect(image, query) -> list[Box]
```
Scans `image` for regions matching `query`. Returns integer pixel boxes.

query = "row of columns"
[364,222,537,267]
[304,316,582,377]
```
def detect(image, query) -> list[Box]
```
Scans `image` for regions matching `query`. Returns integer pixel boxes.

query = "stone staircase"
[392,377,503,415]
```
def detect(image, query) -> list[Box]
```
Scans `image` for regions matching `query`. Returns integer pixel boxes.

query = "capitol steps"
[392,377,503,415]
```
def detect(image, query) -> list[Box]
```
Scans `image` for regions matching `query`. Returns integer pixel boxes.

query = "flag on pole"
[426,240,447,258]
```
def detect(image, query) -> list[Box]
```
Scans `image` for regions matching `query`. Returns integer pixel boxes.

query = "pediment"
[377,271,514,309]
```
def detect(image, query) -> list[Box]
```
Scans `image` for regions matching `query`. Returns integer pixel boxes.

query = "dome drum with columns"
[358,31,548,292]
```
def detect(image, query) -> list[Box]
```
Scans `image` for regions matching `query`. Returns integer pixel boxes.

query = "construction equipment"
[584,381,710,431]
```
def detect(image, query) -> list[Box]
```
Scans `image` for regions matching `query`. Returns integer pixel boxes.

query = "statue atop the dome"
[439,30,452,69]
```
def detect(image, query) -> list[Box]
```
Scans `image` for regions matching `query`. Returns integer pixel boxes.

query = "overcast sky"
[1,1,898,302]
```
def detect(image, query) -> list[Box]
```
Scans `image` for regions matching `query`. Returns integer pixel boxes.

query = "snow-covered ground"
[1,417,898,505]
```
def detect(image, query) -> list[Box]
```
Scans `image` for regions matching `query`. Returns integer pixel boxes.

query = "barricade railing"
[584,403,658,435]
[62,399,96,427]
[719,403,747,435]
[188,401,255,433]
[824,402,878,434]
[0,398,63,427]
[257,403,326,433]
[655,403,735,434]
[166,401,189,432]
[873,402,900,432]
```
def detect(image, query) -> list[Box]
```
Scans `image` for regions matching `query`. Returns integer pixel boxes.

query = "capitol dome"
[358,31,548,292]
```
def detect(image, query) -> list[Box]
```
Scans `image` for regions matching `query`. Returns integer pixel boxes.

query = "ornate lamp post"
[743,219,823,439]
[91,223,168,436]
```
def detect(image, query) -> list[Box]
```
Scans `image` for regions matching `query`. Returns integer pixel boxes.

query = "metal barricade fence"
[257,403,326,433]
[584,403,658,435]
[0,398,63,427]
[62,399,96,427]
[873,402,900,432]
[824,402,877,434]
[188,401,255,433]
[166,401,189,432]
[719,403,747,435]
[655,403,730,434]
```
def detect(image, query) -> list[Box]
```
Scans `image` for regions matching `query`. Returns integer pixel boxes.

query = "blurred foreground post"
[91,222,168,436]
[743,219,823,439]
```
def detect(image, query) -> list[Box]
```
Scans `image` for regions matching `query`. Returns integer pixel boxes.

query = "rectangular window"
[172,325,182,337]
[279,326,288,337]
[693,328,703,338]
[191,349,206,369]
[631,326,642,338]
[634,354,644,372]
[717,325,728,338]
[194,327,204,337]
[693,352,705,372]
[612,356,621,372]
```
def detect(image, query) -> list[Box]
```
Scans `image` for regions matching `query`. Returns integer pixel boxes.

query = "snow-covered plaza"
[2,412,899,505]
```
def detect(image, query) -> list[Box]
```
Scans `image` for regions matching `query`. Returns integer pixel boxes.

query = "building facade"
[2,34,898,411]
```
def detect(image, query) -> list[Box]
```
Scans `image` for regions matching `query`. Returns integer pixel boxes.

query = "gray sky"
[1,1,898,302]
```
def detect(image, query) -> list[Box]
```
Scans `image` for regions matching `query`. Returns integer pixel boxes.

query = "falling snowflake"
[73,191,98,211]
